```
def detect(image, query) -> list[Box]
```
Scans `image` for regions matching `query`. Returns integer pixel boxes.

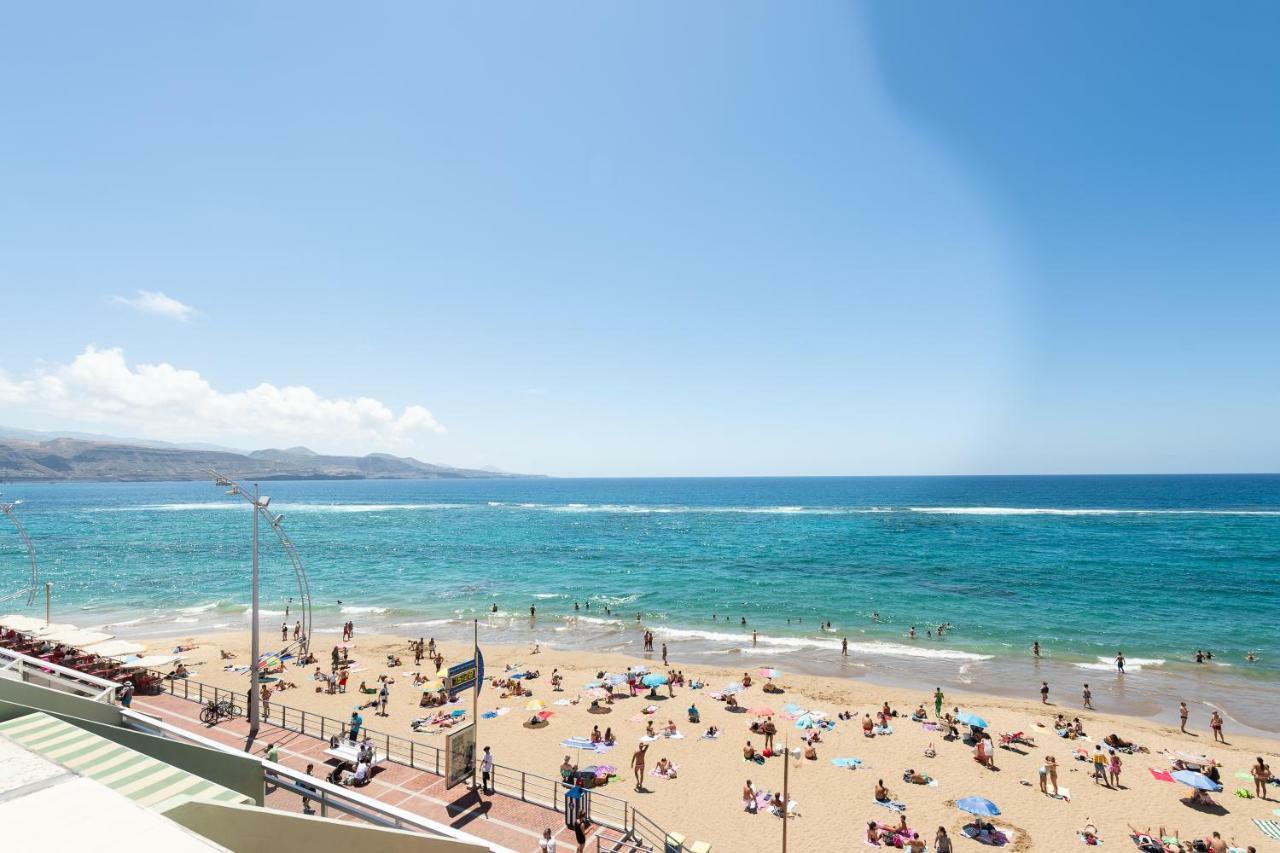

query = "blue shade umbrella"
[642,674,669,687]
[561,736,596,750]
[1170,770,1223,792]
[956,797,1001,817]
[794,715,815,729]
[956,712,989,729]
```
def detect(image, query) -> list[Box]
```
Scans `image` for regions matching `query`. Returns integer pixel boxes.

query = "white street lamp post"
[210,473,270,735]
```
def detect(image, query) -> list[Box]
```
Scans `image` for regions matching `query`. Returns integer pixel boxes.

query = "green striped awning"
[0,712,253,810]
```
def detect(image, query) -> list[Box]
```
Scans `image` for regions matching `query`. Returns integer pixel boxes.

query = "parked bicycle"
[199,696,243,725]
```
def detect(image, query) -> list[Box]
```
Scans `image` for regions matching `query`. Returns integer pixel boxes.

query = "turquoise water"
[4,476,1279,727]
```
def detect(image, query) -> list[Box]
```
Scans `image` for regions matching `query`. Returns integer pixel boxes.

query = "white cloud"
[112,290,198,322]
[0,345,446,450]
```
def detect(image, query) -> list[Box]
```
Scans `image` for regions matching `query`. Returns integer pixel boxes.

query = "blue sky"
[1,3,1276,476]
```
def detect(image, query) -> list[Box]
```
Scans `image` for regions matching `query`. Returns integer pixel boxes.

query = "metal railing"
[121,707,513,852]
[151,670,688,850]
[0,645,120,701]
[595,835,654,853]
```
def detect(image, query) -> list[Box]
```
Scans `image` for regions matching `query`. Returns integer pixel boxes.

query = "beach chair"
[688,842,712,853]
[664,831,685,852]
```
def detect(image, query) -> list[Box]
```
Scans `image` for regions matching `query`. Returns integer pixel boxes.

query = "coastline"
[124,625,1280,852]
[90,604,1280,738]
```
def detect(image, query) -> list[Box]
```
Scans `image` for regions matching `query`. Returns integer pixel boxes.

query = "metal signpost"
[443,620,485,789]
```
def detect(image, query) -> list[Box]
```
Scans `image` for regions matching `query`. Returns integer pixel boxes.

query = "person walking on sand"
[377,681,390,716]
[934,827,953,853]
[1108,749,1123,787]
[631,742,648,792]
[1179,701,1189,733]
[281,622,288,642]
[933,687,944,717]
[1040,681,1050,704]
[1082,683,1093,710]
[1045,755,1059,796]
[1252,756,1272,800]
[661,643,668,666]
[1092,745,1110,787]
[1209,709,1225,743]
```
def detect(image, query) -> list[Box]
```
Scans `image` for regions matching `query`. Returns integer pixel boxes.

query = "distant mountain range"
[0,431,536,482]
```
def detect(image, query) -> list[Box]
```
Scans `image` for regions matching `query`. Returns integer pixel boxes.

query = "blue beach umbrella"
[561,736,596,750]
[956,796,1001,817]
[642,674,669,687]
[1170,770,1223,792]
[956,712,989,729]
[795,715,815,730]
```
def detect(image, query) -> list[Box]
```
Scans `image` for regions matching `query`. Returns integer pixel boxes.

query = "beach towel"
[650,765,680,779]
[1234,771,1254,781]
[830,757,862,768]
[1148,768,1173,782]
[873,799,906,813]
[921,722,940,731]
[961,825,1010,846]
[698,732,721,741]
[873,725,893,736]
[554,699,573,706]
[1255,819,1280,841]
[481,711,499,719]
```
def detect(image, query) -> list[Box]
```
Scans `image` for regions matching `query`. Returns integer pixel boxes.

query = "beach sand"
[145,627,1279,852]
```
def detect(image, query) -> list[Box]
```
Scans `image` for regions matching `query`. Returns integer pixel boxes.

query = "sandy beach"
[139,626,1280,852]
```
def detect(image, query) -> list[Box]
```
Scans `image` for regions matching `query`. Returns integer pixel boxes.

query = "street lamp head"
[271,513,284,527]
[259,496,270,508]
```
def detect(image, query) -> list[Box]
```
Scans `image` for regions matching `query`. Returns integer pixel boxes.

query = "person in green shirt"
[933,688,944,718]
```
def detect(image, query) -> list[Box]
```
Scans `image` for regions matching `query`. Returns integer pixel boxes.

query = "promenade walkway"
[132,692,624,852]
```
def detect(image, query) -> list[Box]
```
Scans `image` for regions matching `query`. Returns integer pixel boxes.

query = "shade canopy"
[0,614,46,632]
[83,639,145,657]
[39,628,114,647]
[1170,769,1222,791]
[956,796,1001,816]
[957,712,989,729]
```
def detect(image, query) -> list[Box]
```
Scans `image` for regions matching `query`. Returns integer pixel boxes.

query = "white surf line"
[133,698,546,842]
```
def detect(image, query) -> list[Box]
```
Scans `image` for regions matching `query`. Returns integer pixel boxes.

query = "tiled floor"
[132,692,621,851]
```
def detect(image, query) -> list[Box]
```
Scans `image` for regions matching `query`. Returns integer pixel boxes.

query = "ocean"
[4,475,1278,731]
